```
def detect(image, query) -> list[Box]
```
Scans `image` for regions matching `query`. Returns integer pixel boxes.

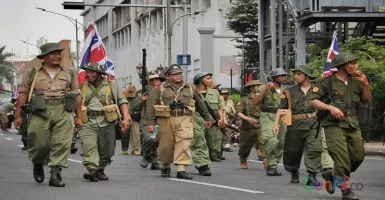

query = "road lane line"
[17,145,24,147]
[0,133,4,136]
[68,158,82,163]
[167,178,265,194]
[366,157,385,161]
[5,137,13,141]
[248,159,283,166]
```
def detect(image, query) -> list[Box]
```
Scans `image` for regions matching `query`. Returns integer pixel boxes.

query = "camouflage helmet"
[244,80,263,88]
[331,52,359,68]
[193,72,213,84]
[82,62,108,75]
[269,68,287,77]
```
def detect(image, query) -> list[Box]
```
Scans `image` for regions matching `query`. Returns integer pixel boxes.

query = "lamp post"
[36,7,85,70]
[20,40,40,51]
[156,65,164,76]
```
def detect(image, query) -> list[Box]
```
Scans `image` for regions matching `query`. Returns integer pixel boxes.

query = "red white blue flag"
[323,31,339,77]
[78,22,115,83]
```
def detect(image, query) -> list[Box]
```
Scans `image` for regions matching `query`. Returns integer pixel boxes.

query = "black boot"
[150,163,162,170]
[290,171,299,183]
[49,167,65,187]
[176,171,193,179]
[195,165,212,176]
[217,151,226,160]
[140,158,149,168]
[341,188,359,200]
[306,172,318,186]
[33,163,45,183]
[70,143,78,154]
[321,169,336,194]
[161,168,171,178]
[22,141,27,150]
[266,168,282,176]
[83,169,99,182]
[210,153,221,162]
[95,168,109,181]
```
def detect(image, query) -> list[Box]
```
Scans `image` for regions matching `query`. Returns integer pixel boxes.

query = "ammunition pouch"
[153,105,171,117]
[101,104,119,122]
[64,92,78,112]
[81,106,88,123]
[30,90,46,112]
[357,103,370,124]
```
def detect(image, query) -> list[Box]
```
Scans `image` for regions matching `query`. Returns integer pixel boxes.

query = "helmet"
[81,62,108,75]
[193,72,213,84]
[244,80,263,88]
[331,53,358,68]
[269,68,287,77]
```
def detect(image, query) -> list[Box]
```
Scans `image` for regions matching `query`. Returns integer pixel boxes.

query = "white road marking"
[68,158,82,163]
[5,137,13,141]
[248,159,283,166]
[0,133,4,136]
[366,157,385,161]
[17,145,24,147]
[167,178,265,194]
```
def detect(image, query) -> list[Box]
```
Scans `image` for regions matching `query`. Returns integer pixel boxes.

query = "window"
[151,11,157,33]
[158,9,163,30]
[203,0,211,9]
[112,0,131,32]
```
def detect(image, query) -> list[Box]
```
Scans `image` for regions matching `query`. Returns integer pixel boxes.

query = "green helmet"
[244,80,262,88]
[331,53,358,68]
[193,72,212,84]
[82,62,108,75]
[269,68,287,77]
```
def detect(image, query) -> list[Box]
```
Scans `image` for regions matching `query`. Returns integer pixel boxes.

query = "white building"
[81,0,241,89]
[37,37,48,48]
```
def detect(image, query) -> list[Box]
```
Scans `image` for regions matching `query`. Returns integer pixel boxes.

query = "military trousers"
[190,116,211,168]
[130,121,141,152]
[140,120,158,163]
[321,128,334,169]
[79,122,116,168]
[20,115,28,147]
[222,128,231,148]
[206,125,220,159]
[27,104,74,168]
[238,128,264,161]
[260,112,286,169]
[121,124,131,151]
[157,115,193,168]
[324,126,365,184]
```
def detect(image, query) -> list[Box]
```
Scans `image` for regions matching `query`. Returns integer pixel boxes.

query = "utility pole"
[75,18,79,69]
[167,0,172,67]
[182,0,188,81]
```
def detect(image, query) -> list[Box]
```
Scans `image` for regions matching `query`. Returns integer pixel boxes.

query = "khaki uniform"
[307,74,366,186]
[236,94,264,161]
[223,99,235,148]
[145,81,210,169]
[120,96,135,152]
[18,65,79,168]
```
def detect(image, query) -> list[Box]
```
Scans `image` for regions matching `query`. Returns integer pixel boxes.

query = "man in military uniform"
[236,80,265,169]
[121,85,137,155]
[14,43,82,187]
[220,90,235,152]
[131,73,163,170]
[273,65,333,184]
[307,53,371,200]
[145,65,211,179]
[254,68,287,175]
[79,63,130,182]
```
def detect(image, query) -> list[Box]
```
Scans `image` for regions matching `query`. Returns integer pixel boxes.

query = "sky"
[0,0,84,57]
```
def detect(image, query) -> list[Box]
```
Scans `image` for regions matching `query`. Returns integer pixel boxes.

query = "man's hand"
[266,82,274,90]
[272,125,279,136]
[246,117,257,125]
[141,94,148,102]
[75,118,83,130]
[328,105,344,119]
[147,125,155,133]
[204,120,212,128]
[353,71,370,86]
[14,116,22,130]
[121,118,130,134]
[218,119,227,128]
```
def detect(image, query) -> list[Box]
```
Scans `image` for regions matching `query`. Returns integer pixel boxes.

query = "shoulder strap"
[81,83,88,105]
[284,89,292,110]
[83,83,106,106]
[28,67,37,87]
[159,84,165,105]
[64,69,75,90]
[28,67,39,102]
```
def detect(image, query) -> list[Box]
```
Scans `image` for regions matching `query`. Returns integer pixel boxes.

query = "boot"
[223,147,233,152]
[140,158,149,168]
[341,188,359,200]
[70,143,78,154]
[161,168,171,178]
[83,169,99,182]
[210,153,221,162]
[176,171,193,180]
[49,167,65,187]
[306,172,318,186]
[95,168,109,181]
[321,169,336,194]
[217,151,225,160]
[266,168,282,176]
[121,150,129,155]
[33,163,45,183]
[150,163,162,170]
[240,160,248,169]
[290,171,299,183]
[22,141,27,150]
[195,165,212,176]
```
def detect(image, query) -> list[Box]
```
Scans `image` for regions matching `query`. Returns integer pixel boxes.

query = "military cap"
[193,72,213,84]
[244,80,263,88]
[210,82,221,89]
[81,62,108,75]
[290,65,316,79]
[331,52,358,68]
[126,85,137,98]
[269,68,287,77]
[164,64,183,75]
[37,43,64,59]
[148,73,165,82]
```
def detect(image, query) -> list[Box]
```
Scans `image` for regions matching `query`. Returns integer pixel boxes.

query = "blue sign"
[176,54,191,65]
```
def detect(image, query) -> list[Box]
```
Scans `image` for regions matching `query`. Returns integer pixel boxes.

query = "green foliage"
[307,37,385,134]
[0,46,14,84]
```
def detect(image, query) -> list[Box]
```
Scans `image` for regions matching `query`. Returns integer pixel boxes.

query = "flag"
[79,22,115,83]
[323,31,339,77]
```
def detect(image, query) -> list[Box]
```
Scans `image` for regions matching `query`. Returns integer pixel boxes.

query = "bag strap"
[28,67,39,102]
[83,83,105,106]
[81,83,88,105]
[284,89,292,110]
[159,84,165,105]
[108,80,122,119]
[105,82,111,105]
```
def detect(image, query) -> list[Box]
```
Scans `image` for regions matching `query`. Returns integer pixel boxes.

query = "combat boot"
[95,168,109,181]
[266,168,282,176]
[83,169,99,182]
[161,168,171,178]
[49,167,65,187]
[195,165,212,176]
[140,158,149,168]
[70,143,78,154]
[341,188,359,200]
[33,163,45,183]
[21,141,27,150]
[240,160,248,169]
[210,154,221,162]
[306,172,318,186]
[150,163,162,170]
[321,169,336,194]
[217,151,226,160]
[176,171,193,180]
[290,171,299,183]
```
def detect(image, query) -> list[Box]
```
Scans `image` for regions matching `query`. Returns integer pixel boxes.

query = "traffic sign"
[177,54,191,65]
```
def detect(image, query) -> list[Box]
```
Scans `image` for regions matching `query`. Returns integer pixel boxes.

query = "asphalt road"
[0,130,384,200]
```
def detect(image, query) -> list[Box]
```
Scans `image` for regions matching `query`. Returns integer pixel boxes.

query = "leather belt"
[292,112,317,120]
[170,108,191,117]
[261,107,277,113]
[87,111,104,117]
[45,98,64,106]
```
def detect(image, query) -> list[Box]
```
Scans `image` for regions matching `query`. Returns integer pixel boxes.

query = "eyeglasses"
[169,73,183,77]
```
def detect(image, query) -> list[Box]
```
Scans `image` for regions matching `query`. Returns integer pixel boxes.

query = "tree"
[0,46,14,85]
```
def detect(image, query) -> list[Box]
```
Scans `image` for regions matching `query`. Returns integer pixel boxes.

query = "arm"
[253,82,274,105]
[308,99,344,119]
[361,84,372,103]
[193,89,210,121]
[14,70,31,129]
[145,88,159,126]
[70,73,83,127]
[130,92,145,113]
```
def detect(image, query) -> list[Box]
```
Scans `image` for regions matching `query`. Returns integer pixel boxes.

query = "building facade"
[81,0,241,89]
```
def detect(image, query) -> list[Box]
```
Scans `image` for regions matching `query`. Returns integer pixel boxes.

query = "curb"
[365,148,385,157]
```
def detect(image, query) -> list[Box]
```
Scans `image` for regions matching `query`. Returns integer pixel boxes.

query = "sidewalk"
[365,142,385,157]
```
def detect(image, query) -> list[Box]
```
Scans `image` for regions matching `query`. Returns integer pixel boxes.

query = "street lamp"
[156,65,164,75]
[36,7,85,70]
[20,40,41,52]
[136,64,143,78]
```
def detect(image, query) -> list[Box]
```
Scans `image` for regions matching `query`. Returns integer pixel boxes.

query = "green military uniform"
[237,80,264,168]
[78,63,128,182]
[20,104,28,150]
[307,54,367,195]
[121,86,137,154]
[145,65,211,179]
